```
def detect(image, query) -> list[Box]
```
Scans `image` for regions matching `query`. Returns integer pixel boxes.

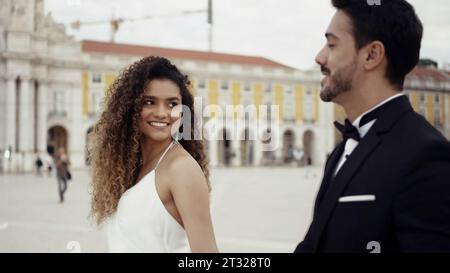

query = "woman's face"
[139,79,182,143]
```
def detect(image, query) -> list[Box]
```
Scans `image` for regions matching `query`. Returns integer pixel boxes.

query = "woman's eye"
[168,102,178,108]
[328,44,335,49]
[143,100,154,105]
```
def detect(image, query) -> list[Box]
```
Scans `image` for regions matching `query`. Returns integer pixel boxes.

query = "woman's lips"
[147,121,170,129]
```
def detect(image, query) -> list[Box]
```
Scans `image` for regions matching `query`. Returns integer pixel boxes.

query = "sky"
[44,0,450,70]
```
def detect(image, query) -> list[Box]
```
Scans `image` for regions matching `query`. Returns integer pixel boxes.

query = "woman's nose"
[153,104,168,118]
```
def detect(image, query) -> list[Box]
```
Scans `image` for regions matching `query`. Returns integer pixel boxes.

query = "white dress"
[105,141,191,252]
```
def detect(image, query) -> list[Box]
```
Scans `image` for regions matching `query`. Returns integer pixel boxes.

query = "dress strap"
[154,141,177,170]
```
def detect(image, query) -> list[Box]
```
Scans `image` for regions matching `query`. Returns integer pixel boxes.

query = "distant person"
[35,156,43,176]
[54,148,70,203]
[295,0,450,253]
[46,156,53,177]
[89,56,217,253]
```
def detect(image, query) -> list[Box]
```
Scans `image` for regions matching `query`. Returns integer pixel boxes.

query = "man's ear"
[363,41,385,71]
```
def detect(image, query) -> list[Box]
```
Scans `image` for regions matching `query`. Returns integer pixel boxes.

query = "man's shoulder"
[388,111,450,164]
[390,110,448,146]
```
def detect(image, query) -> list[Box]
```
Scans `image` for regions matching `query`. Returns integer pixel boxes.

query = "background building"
[1,0,449,173]
[79,40,332,169]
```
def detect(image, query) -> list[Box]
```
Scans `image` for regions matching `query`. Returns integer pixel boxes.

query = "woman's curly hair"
[89,56,209,226]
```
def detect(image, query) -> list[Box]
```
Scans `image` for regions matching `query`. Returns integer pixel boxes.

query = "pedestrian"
[54,148,70,203]
[35,156,43,176]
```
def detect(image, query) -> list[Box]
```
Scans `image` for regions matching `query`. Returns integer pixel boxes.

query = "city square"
[0,0,449,254]
[0,166,322,253]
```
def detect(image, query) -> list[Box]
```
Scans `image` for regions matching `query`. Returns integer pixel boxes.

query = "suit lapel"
[314,142,345,214]
[312,131,381,251]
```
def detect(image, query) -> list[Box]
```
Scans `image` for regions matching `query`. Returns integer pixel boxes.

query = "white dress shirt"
[333,93,405,176]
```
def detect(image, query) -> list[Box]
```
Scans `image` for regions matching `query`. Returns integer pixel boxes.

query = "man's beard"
[320,60,357,102]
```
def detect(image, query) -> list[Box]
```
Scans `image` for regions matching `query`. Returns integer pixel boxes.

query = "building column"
[70,82,85,169]
[38,81,48,154]
[0,78,7,149]
[18,78,34,172]
[5,78,16,152]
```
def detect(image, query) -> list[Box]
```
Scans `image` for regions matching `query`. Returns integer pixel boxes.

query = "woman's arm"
[168,157,219,253]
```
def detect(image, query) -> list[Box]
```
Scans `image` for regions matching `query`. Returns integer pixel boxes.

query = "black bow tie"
[336,106,381,141]
[334,119,361,142]
[334,95,404,143]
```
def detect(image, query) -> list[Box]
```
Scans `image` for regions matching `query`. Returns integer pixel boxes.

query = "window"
[434,94,441,127]
[419,93,426,116]
[435,94,440,103]
[304,87,313,122]
[244,82,251,92]
[434,108,441,127]
[92,73,102,83]
[198,79,206,89]
[419,93,425,102]
[221,80,229,90]
[284,86,294,121]
[51,90,66,117]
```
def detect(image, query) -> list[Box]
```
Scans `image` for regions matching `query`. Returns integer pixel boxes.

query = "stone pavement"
[0,167,322,253]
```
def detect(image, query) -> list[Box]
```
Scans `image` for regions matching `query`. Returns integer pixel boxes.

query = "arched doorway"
[303,130,314,166]
[240,128,254,166]
[85,127,94,165]
[217,128,232,166]
[47,126,69,158]
[282,130,295,164]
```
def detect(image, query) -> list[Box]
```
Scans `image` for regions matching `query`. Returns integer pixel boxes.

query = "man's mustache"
[321,66,330,75]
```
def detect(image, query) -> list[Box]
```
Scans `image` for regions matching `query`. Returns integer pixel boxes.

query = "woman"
[89,56,218,253]
[55,148,70,203]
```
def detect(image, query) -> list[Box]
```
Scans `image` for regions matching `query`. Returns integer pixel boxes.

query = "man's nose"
[315,46,327,66]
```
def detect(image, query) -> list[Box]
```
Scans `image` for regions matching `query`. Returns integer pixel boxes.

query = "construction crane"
[69,0,214,50]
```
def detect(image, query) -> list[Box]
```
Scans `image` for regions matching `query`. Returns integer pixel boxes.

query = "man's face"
[315,10,360,102]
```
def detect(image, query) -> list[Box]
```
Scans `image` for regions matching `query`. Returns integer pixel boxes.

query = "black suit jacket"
[295,96,450,253]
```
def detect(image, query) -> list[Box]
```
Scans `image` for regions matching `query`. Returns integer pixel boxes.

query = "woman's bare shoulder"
[160,144,207,187]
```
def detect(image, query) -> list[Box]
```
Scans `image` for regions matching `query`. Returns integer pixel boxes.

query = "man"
[295,0,450,252]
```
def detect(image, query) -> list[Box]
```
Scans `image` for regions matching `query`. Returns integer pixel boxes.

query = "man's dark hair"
[332,0,423,89]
